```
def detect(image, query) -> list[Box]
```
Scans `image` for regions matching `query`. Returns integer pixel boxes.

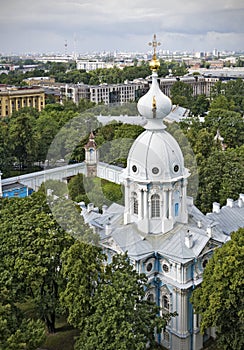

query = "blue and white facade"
[79,53,244,350]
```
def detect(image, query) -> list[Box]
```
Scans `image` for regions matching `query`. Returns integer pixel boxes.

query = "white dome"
[126,129,188,182]
[137,72,172,122]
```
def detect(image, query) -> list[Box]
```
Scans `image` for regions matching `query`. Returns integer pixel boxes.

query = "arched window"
[175,203,179,216]
[162,295,169,311]
[147,293,154,302]
[151,194,160,218]
[132,192,138,215]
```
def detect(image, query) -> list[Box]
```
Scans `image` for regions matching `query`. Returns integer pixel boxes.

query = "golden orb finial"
[148,34,161,71]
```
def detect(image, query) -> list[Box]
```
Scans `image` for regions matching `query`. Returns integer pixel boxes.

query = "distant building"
[23,76,55,86]
[58,81,147,105]
[76,60,107,71]
[209,60,224,69]
[159,76,212,96]
[0,85,45,117]
[89,82,147,104]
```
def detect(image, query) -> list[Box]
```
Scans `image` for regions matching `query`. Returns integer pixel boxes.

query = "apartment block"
[58,82,147,105]
[76,60,107,71]
[160,76,218,97]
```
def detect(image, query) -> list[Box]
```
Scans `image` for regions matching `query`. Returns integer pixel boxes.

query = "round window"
[162,264,169,273]
[146,262,153,272]
[152,167,159,174]
[174,165,179,173]
[132,165,137,173]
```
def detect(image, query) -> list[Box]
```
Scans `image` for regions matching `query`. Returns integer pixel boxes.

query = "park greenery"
[0,189,176,349]
[191,228,244,350]
[0,65,243,348]
[0,59,187,86]
[0,78,243,212]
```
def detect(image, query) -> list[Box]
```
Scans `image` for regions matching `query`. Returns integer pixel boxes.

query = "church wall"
[171,333,191,350]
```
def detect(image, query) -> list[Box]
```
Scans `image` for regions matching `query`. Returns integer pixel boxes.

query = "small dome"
[126,129,189,182]
[137,72,172,122]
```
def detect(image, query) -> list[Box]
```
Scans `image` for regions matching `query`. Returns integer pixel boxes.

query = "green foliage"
[0,191,76,333]
[68,173,86,201]
[60,241,105,329]
[0,121,13,177]
[204,109,244,147]
[67,172,123,208]
[0,293,46,350]
[191,94,210,117]
[170,81,193,109]
[197,146,244,212]
[62,251,176,350]
[210,79,244,113]
[102,179,123,203]
[191,228,244,350]
[8,108,38,167]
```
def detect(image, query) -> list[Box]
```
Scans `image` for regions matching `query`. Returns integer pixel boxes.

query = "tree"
[75,253,176,350]
[34,110,59,163]
[68,173,86,201]
[0,288,46,350]
[196,146,244,212]
[8,108,39,168]
[210,79,244,113]
[0,120,13,177]
[204,109,244,148]
[170,81,193,109]
[191,94,209,117]
[0,191,75,333]
[210,95,230,110]
[61,241,105,331]
[191,228,244,350]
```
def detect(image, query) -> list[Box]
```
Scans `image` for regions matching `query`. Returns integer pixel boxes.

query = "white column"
[163,189,167,218]
[181,179,188,223]
[124,180,130,224]
[168,189,173,219]
[143,188,148,219]
[139,189,143,220]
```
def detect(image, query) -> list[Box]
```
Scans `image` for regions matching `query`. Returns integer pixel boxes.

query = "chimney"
[197,220,202,228]
[226,198,234,208]
[207,225,213,238]
[238,194,244,208]
[105,222,112,236]
[102,205,108,214]
[185,230,193,248]
[87,203,94,213]
[212,202,220,213]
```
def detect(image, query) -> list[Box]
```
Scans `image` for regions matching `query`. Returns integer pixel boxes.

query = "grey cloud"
[0,0,243,53]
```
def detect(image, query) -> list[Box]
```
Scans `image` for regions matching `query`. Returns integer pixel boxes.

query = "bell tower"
[123,35,190,234]
[84,131,98,177]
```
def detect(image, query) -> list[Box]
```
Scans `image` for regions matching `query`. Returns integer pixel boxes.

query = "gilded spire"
[148,34,161,71]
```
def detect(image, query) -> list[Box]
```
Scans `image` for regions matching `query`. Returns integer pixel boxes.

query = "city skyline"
[0,0,244,55]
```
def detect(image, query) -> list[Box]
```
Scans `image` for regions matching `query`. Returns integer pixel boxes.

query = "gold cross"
[149,34,161,56]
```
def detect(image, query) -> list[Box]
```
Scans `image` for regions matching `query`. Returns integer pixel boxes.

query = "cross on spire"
[149,34,161,57]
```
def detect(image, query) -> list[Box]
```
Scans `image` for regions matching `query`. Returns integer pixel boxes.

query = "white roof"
[137,71,172,120]
[126,129,189,182]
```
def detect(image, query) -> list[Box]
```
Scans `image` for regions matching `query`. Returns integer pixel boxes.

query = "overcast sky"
[1,0,243,55]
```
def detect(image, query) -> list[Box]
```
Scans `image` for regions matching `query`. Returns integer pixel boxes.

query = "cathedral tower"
[123,35,190,234]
